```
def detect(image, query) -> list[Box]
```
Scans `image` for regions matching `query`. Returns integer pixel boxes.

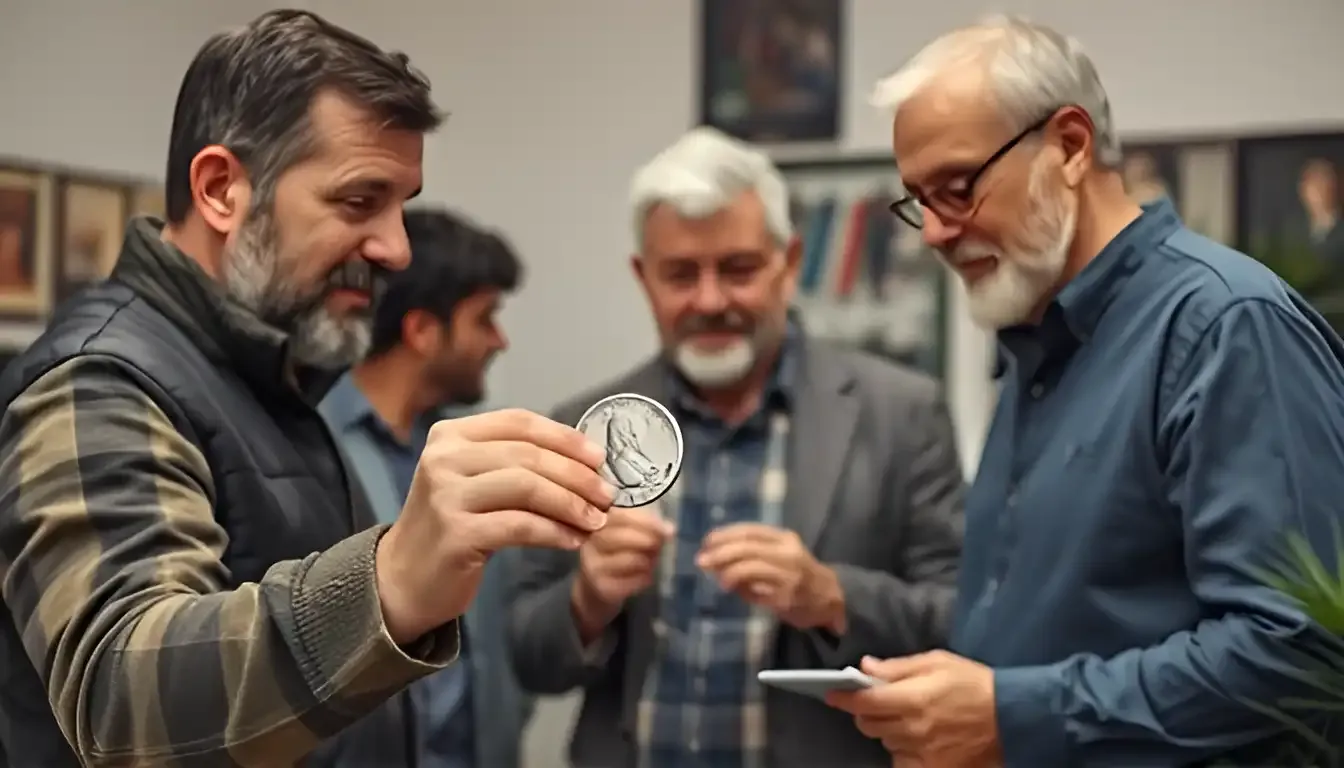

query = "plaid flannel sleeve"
[0,355,458,766]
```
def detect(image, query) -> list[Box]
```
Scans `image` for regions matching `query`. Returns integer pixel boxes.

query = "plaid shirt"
[0,356,459,763]
[635,336,797,768]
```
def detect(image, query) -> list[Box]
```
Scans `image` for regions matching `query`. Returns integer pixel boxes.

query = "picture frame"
[698,0,842,145]
[777,155,948,379]
[128,183,165,220]
[1121,140,1237,244]
[58,177,129,298]
[0,166,57,319]
[1236,131,1344,330]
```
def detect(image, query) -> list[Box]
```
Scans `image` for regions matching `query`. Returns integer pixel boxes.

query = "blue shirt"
[956,201,1344,766]
[321,374,475,768]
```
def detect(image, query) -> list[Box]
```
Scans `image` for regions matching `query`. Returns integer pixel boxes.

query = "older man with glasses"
[825,14,1344,768]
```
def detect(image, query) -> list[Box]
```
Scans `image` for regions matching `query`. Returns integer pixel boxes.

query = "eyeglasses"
[889,112,1056,230]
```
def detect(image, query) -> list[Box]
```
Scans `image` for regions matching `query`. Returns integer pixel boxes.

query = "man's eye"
[343,196,374,211]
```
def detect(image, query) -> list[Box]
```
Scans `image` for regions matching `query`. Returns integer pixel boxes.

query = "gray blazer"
[316,398,534,768]
[507,340,966,768]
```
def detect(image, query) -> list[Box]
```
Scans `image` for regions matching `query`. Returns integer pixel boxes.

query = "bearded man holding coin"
[506,126,967,768]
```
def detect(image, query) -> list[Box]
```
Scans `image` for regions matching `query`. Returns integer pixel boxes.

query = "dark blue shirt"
[956,201,1344,766]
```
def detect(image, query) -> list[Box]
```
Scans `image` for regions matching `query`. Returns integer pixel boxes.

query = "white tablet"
[757,666,879,701]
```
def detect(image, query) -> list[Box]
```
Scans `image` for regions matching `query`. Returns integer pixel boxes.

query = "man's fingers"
[715,559,783,592]
[434,408,605,469]
[861,652,942,682]
[592,521,670,554]
[701,522,782,549]
[462,467,606,532]
[445,440,615,509]
[697,538,775,570]
[591,551,658,579]
[470,509,589,552]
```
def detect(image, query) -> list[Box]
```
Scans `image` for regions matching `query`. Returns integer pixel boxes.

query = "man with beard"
[507,126,966,768]
[317,207,530,768]
[0,10,614,767]
[824,15,1344,768]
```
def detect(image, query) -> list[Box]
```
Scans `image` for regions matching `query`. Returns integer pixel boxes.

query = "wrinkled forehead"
[890,70,1011,189]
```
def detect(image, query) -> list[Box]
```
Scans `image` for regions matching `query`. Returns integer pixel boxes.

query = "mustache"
[326,258,389,298]
[678,311,752,334]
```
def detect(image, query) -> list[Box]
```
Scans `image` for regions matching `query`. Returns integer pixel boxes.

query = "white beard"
[222,211,371,369]
[674,337,756,388]
[955,158,1078,330]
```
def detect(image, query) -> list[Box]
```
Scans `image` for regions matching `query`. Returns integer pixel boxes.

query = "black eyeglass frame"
[888,110,1059,230]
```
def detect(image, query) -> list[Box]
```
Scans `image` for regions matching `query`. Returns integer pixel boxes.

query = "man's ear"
[188,145,252,236]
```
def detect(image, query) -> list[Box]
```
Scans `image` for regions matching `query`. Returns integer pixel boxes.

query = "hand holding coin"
[569,393,685,642]
[375,408,616,645]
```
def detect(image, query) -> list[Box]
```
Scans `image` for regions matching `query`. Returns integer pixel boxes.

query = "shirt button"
[695,675,707,694]
[690,738,700,752]
[711,505,725,521]
[1030,382,1045,398]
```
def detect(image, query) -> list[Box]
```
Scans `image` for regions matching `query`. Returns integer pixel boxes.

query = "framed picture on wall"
[698,0,842,144]
[0,166,56,319]
[778,156,948,378]
[59,177,128,298]
[128,183,165,220]
[1122,140,1237,244]
[1237,131,1344,329]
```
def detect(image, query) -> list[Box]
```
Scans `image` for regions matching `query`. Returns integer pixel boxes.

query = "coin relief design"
[576,393,684,508]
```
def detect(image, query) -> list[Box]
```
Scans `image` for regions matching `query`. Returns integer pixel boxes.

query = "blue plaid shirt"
[636,331,798,768]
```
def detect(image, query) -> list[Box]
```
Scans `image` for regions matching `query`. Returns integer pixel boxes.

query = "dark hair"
[367,208,525,357]
[165,9,442,223]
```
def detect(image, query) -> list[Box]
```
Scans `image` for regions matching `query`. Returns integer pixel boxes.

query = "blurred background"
[1,1,1342,763]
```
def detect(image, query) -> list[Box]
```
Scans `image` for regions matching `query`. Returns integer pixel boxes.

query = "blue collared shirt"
[956,201,1344,766]
[321,374,475,768]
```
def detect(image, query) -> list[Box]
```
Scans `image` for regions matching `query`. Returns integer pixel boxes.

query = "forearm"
[992,615,1337,766]
[57,527,456,764]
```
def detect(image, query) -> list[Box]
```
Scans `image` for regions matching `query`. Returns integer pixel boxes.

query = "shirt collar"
[1053,198,1182,341]
[667,311,802,415]
[997,198,1183,368]
[321,371,378,433]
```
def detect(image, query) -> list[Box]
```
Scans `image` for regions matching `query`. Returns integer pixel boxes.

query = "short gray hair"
[871,15,1121,169]
[629,127,793,251]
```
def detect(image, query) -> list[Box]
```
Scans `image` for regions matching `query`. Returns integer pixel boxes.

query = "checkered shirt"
[635,338,797,768]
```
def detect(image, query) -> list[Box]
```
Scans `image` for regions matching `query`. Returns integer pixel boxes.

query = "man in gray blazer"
[318,207,533,768]
[506,127,966,768]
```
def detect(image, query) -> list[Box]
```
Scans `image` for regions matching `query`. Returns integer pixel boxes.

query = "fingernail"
[601,481,618,503]
[584,441,606,466]
[587,506,607,530]
[661,520,676,536]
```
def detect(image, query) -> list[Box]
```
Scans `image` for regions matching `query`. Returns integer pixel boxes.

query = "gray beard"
[222,210,372,370]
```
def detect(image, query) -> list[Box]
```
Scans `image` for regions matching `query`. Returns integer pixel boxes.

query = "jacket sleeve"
[0,355,458,766]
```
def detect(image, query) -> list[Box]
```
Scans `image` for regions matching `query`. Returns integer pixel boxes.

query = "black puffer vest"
[0,219,414,766]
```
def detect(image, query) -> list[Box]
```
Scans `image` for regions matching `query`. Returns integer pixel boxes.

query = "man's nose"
[365,210,413,271]
[921,207,961,250]
[690,274,730,313]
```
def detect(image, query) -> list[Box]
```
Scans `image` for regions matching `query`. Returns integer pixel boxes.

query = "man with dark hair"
[0,10,613,767]
[318,208,528,767]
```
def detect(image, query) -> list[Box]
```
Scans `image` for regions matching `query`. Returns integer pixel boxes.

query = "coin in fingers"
[576,393,683,508]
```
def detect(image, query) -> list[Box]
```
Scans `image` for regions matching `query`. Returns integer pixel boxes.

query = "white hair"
[629,126,793,250]
[871,15,1122,168]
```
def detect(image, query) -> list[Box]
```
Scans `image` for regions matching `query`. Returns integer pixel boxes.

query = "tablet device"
[757,666,878,701]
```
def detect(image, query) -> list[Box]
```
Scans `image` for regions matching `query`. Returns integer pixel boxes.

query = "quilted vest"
[0,221,413,767]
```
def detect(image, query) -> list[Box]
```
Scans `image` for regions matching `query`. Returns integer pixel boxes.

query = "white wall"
[3,1,1343,765]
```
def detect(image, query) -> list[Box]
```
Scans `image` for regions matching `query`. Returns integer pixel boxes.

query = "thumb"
[860,652,938,682]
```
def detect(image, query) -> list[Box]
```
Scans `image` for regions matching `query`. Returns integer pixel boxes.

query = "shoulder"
[548,358,660,425]
[1151,228,1307,339]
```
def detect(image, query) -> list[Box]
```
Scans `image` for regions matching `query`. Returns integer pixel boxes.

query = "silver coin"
[576,393,684,508]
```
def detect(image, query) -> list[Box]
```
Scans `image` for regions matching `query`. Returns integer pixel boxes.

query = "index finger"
[823,682,919,717]
[437,408,605,468]
[701,523,781,549]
